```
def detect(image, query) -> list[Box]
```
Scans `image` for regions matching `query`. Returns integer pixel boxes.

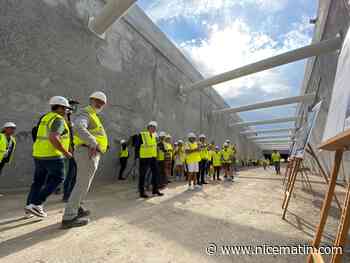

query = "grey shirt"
[73,107,98,148]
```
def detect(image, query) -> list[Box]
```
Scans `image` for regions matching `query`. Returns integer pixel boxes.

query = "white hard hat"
[120,139,126,144]
[199,134,206,139]
[49,96,71,108]
[225,139,230,143]
[223,143,229,147]
[148,121,158,128]
[3,122,16,129]
[159,131,167,137]
[188,132,196,138]
[90,91,107,104]
[178,140,184,144]
[166,134,172,138]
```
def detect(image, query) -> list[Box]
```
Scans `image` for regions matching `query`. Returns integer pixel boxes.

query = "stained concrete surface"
[0,167,349,263]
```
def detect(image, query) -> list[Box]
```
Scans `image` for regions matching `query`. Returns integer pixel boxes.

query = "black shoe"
[203,182,208,184]
[78,207,91,218]
[140,193,149,198]
[118,177,126,180]
[152,191,164,196]
[61,217,89,229]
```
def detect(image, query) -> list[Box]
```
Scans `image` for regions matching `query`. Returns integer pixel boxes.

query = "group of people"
[1,91,108,229]
[0,91,283,229]
[118,126,239,195]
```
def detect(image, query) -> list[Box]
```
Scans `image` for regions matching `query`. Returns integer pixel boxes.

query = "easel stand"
[308,130,350,263]
[282,158,295,186]
[281,144,342,220]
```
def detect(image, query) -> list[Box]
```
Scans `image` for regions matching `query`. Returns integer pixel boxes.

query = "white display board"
[323,28,350,141]
[295,101,323,158]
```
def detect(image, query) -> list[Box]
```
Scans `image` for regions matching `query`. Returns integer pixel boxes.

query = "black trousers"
[198,160,208,184]
[63,158,77,201]
[139,158,160,194]
[274,162,280,174]
[119,157,128,178]
[214,166,221,180]
[0,160,6,175]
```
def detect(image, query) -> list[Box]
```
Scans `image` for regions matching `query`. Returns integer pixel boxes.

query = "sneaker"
[152,191,164,197]
[187,185,192,191]
[24,211,34,219]
[77,207,91,218]
[61,217,89,229]
[25,204,47,218]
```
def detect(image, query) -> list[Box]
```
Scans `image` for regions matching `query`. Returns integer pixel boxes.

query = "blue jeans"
[63,158,77,201]
[27,158,65,206]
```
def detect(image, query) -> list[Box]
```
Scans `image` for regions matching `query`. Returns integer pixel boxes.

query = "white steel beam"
[88,0,137,38]
[231,117,297,128]
[241,128,294,135]
[185,36,342,92]
[213,93,315,114]
[250,135,291,140]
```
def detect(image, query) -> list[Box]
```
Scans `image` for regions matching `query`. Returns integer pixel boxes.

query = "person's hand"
[64,151,73,159]
[88,147,98,158]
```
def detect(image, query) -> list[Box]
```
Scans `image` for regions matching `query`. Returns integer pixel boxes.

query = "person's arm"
[49,132,72,158]
[48,118,72,158]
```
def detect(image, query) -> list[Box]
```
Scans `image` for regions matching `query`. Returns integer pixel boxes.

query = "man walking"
[138,121,163,198]
[271,150,281,175]
[25,96,72,217]
[0,122,17,176]
[118,139,129,180]
[62,91,108,228]
[198,134,209,185]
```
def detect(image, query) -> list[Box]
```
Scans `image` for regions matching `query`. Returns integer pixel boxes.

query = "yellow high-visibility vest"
[221,149,232,164]
[0,133,16,163]
[33,112,70,158]
[119,148,129,158]
[140,131,157,158]
[271,152,281,162]
[186,142,201,164]
[200,143,210,160]
[212,151,222,167]
[164,142,173,160]
[74,106,108,153]
[157,141,165,161]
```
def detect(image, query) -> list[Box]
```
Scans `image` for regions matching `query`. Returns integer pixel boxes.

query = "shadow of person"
[0,223,66,259]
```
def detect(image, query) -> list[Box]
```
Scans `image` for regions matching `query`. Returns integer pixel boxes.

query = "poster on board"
[322,28,350,141]
[295,101,322,158]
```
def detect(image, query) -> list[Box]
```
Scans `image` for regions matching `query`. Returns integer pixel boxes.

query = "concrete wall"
[297,0,350,181]
[0,0,261,190]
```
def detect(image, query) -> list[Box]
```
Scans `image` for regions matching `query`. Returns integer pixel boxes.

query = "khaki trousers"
[63,147,100,220]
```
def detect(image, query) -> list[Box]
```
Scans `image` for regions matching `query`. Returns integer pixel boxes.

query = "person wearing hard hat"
[212,146,222,181]
[174,140,185,181]
[222,143,233,182]
[164,134,173,184]
[25,96,73,218]
[271,150,281,175]
[118,139,129,180]
[62,91,108,228]
[138,121,163,198]
[198,134,209,185]
[157,131,167,187]
[185,133,201,190]
[0,122,17,176]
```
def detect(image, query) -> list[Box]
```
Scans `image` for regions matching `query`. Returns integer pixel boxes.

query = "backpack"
[31,114,46,142]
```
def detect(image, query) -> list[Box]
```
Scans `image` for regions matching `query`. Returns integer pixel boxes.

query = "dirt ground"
[0,166,349,263]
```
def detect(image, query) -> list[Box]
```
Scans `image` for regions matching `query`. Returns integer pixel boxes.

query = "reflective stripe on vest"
[140,131,157,158]
[120,148,129,158]
[74,106,109,153]
[32,112,70,158]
